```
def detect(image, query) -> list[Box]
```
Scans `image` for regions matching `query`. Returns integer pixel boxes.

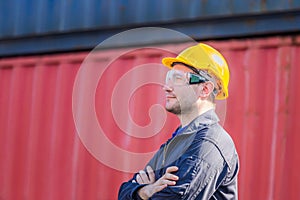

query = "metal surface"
[1,0,300,38]
[1,0,300,56]
[0,36,300,199]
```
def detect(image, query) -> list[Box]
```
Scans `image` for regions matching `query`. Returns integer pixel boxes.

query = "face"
[163,64,199,115]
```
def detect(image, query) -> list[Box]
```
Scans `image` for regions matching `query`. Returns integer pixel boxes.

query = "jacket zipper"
[161,132,193,169]
[162,135,178,168]
[162,144,167,167]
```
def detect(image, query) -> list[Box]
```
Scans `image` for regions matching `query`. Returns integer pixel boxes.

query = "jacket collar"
[178,109,235,170]
[183,109,219,135]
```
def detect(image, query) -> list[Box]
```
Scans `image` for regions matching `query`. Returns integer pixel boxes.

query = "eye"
[174,75,183,80]
[173,74,184,80]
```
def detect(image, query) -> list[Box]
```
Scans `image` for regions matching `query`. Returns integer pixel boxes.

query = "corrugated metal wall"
[1,36,300,200]
[1,0,300,38]
[1,0,300,57]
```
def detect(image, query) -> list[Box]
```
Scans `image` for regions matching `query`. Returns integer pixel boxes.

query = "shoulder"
[190,123,238,168]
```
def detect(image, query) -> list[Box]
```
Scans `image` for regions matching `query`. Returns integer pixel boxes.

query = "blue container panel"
[1,0,300,39]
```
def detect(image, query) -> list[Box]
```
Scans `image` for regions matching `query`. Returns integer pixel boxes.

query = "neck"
[178,101,215,127]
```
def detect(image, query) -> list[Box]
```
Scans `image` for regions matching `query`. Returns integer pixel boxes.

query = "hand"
[137,166,179,200]
[136,166,155,184]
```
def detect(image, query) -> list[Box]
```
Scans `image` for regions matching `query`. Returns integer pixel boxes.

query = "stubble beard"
[166,98,197,116]
[165,101,182,115]
[166,100,194,115]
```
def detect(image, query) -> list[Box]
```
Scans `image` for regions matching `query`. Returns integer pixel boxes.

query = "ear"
[198,81,214,98]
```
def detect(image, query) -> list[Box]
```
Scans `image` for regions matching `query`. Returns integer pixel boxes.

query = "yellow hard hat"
[162,43,230,100]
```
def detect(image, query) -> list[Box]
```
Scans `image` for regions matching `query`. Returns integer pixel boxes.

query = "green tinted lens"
[189,73,206,84]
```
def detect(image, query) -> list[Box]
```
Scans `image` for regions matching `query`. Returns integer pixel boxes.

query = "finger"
[139,170,148,182]
[136,174,143,184]
[164,173,179,181]
[166,166,179,173]
[159,179,177,186]
[146,166,155,183]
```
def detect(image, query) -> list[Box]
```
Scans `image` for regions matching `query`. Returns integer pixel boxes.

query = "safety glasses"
[165,69,207,86]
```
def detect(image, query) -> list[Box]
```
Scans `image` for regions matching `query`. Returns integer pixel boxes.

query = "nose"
[162,83,173,92]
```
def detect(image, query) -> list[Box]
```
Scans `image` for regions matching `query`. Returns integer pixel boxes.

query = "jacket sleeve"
[118,176,146,200]
[150,155,222,200]
[118,143,166,200]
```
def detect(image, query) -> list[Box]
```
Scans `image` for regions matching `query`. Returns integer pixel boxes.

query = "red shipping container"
[0,36,300,200]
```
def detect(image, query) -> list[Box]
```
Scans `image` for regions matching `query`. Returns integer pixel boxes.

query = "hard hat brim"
[162,57,193,69]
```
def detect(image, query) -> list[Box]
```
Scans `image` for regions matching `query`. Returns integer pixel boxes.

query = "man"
[118,43,239,199]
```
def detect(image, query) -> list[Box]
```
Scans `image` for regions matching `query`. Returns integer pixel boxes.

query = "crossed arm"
[134,166,179,199]
[118,141,225,199]
[118,157,214,200]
